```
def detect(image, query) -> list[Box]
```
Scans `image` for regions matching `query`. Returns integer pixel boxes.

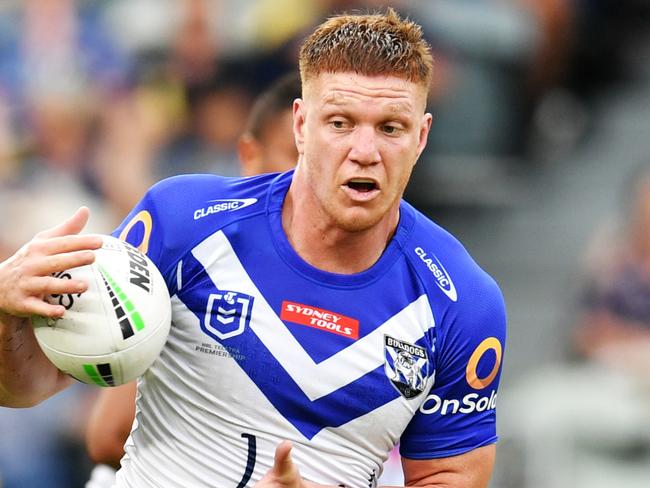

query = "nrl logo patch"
[202,290,254,341]
[384,335,429,399]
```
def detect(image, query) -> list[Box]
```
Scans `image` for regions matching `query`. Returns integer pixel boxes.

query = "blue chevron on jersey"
[175,242,434,439]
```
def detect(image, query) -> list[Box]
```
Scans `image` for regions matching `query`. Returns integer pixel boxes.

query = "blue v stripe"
[177,253,403,439]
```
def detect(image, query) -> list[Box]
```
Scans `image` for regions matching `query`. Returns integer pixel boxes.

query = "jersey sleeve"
[111,177,187,295]
[399,271,507,459]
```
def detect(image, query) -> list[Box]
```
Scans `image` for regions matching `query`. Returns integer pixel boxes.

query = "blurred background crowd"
[2,0,650,487]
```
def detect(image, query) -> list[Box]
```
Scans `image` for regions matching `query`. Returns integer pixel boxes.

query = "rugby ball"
[32,235,171,387]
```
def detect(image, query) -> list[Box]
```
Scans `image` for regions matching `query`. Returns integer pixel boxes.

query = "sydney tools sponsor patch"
[280,301,359,339]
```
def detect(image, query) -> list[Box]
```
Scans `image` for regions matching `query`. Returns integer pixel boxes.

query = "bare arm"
[0,207,102,407]
[254,442,495,488]
[400,444,495,488]
[0,311,72,407]
[86,381,137,468]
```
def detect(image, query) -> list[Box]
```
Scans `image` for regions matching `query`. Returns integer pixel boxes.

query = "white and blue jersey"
[112,170,506,488]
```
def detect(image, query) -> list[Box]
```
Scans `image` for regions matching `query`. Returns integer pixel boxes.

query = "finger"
[33,250,96,276]
[38,234,104,256]
[25,297,66,319]
[30,275,89,297]
[272,441,294,475]
[37,207,91,239]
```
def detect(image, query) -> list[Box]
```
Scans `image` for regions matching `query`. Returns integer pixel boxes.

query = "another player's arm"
[86,381,137,468]
[0,208,102,407]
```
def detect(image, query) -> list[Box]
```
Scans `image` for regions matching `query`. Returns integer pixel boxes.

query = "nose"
[348,125,380,166]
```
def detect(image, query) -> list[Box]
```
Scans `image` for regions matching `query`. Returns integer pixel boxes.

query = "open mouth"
[344,179,378,193]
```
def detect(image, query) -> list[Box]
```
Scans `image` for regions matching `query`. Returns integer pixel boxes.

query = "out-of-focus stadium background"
[2,0,650,487]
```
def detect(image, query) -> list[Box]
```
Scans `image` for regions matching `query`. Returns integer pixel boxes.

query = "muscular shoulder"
[401,203,506,369]
[113,172,276,282]
[403,204,501,310]
[146,173,273,219]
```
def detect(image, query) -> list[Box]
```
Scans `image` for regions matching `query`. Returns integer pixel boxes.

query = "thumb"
[37,206,91,239]
[272,440,295,476]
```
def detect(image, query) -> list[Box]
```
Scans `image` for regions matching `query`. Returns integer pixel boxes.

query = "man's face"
[294,72,432,232]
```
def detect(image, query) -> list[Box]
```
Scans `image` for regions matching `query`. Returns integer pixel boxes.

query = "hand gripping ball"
[32,235,172,387]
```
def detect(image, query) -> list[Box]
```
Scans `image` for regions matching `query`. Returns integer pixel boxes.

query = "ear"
[237,133,262,177]
[293,98,306,155]
[415,112,433,160]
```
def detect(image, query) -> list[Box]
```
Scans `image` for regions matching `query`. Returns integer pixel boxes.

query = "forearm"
[86,383,137,468]
[0,311,70,407]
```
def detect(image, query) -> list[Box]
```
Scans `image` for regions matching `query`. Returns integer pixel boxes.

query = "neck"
[281,175,400,274]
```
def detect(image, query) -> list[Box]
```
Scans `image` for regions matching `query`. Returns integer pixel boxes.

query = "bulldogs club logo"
[202,290,254,341]
[384,335,429,399]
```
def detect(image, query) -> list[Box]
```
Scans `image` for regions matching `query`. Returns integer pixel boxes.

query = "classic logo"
[280,301,359,339]
[202,290,254,341]
[414,247,457,302]
[193,198,258,220]
[384,335,429,399]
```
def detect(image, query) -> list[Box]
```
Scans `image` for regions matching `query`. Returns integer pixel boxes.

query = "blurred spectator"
[0,0,129,256]
[156,66,254,178]
[243,0,318,51]
[573,164,650,372]
[564,0,650,100]
[104,0,262,61]
[94,61,257,219]
[0,0,130,167]
[0,92,112,258]
[411,0,567,158]
[527,1,650,162]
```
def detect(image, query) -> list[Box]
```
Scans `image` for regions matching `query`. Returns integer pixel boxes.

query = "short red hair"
[299,8,433,89]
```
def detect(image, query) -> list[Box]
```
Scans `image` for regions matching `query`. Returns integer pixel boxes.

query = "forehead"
[303,72,426,113]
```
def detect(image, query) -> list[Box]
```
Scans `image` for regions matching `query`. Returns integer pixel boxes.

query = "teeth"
[348,179,375,184]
